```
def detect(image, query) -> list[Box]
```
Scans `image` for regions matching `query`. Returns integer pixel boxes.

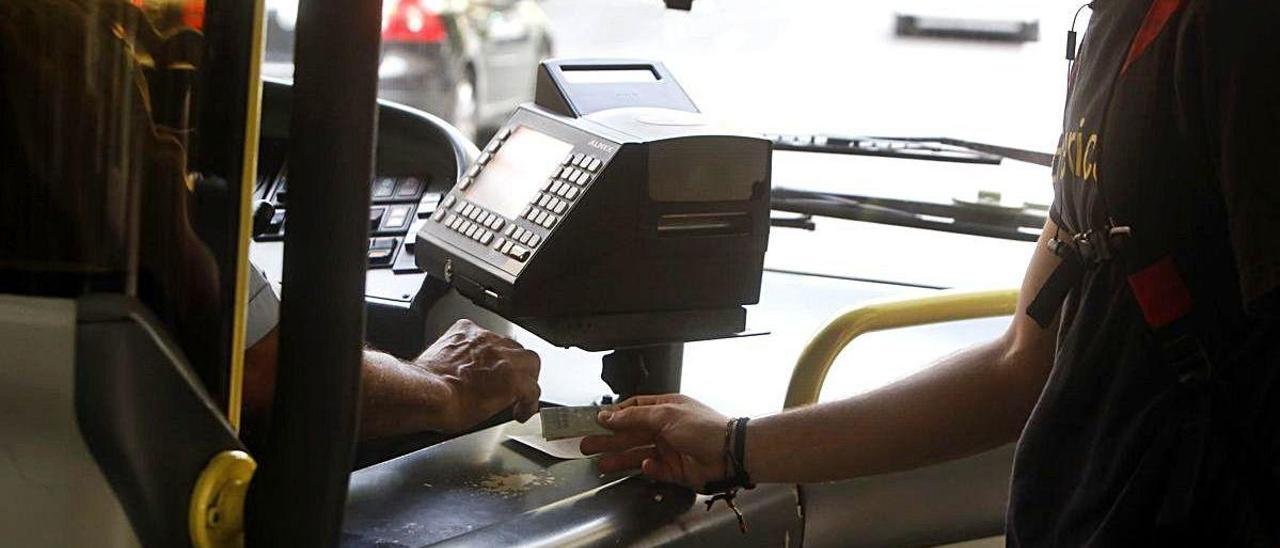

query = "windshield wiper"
[910,137,1054,167]
[770,187,1046,242]
[766,133,1054,167]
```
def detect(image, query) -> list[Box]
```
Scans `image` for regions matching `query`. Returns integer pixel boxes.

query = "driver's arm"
[582,218,1062,487]
[241,266,540,442]
[244,321,540,440]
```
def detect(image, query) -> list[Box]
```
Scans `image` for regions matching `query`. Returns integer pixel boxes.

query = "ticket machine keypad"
[432,127,606,265]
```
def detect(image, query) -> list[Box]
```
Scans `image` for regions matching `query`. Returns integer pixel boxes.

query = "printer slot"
[656,212,749,237]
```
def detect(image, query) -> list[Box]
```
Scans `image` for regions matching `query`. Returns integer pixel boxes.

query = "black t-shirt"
[1008,0,1280,544]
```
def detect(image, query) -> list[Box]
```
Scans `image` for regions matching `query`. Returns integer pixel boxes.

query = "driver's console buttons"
[384,204,413,230]
[394,178,423,199]
[273,180,289,204]
[370,207,387,230]
[367,248,394,266]
[367,237,398,267]
[372,177,397,200]
[370,237,397,249]
[586,157,602,172]
[267,210,286,233]
[497,127,512,141]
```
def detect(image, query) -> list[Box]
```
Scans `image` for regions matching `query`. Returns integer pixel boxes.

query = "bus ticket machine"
[415,59,772,397]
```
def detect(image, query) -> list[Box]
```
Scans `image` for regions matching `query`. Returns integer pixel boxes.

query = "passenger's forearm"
[746,338,1047,483]
[358,349,451,439]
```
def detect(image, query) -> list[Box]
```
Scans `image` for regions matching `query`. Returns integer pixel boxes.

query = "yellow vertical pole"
[227,0,266,431]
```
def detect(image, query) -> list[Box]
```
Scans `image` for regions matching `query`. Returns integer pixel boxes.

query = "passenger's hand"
[579,394,729,490]
[411,319,541,433]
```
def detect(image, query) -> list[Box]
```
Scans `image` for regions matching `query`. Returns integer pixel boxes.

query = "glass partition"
[0,0,260,414]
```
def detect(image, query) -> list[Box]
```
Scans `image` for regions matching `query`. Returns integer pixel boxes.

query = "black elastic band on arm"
[1027,252,1084,328]
[702,417,755,493]
[732,417,752,488]
[701,417,755,534]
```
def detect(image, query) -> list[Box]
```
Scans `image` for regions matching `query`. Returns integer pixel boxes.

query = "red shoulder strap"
[1121,0,1185,76]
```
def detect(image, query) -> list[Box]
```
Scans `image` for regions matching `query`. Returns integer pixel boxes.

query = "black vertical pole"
[245,0,381,541]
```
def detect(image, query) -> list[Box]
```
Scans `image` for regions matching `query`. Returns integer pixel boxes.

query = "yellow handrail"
[784,288,1019,409]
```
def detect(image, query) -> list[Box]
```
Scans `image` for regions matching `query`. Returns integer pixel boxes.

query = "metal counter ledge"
[341,418,803,547]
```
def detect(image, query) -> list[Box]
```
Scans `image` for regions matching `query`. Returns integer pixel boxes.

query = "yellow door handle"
[190,450,257,548]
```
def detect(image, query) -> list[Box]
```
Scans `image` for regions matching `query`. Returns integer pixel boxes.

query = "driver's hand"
[579,394,729,490]
[411,319,541,432]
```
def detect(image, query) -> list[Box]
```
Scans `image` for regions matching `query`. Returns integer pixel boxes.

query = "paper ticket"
[539,405,611,440]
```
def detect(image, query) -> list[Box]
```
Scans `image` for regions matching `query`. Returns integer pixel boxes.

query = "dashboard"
[249,79,505,357]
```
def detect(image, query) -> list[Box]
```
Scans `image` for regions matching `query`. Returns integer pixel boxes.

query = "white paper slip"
[508,434,590,460]
[539,405,611,440]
